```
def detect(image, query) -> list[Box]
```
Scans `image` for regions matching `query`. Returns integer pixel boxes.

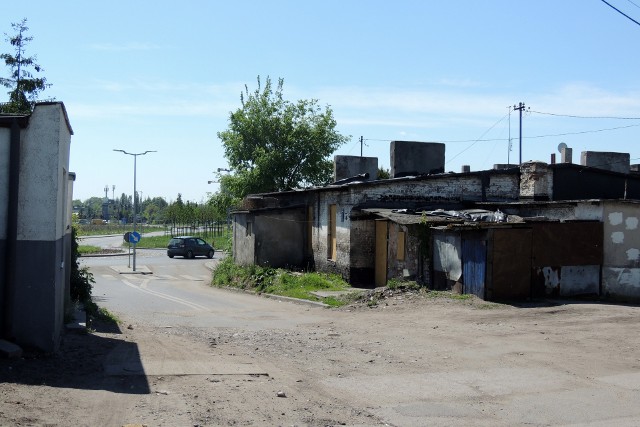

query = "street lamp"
[113,149,156,271]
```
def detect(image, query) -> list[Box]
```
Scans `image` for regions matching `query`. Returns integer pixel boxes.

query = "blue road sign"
[129,231,141,244]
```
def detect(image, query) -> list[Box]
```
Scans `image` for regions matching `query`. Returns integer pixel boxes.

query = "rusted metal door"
[462,238,486,299]
[375,220,388,287]
[490,228,532,300]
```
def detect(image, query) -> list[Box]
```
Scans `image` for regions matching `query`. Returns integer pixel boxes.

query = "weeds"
[212,258,352,306]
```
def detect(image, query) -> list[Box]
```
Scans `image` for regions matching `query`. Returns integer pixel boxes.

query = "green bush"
[70,227,95,303]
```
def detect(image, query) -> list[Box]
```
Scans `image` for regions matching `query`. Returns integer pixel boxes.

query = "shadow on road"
[0,318,150,395]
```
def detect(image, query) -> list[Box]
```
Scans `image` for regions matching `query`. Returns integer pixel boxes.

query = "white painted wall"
[17,104,71,242]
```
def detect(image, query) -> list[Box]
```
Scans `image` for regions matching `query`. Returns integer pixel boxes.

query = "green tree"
[0,18,50,114]
[217,76,349,198]
[377,166,391,180]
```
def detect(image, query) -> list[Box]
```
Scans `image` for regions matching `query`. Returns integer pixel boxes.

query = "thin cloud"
[87,42,165,51]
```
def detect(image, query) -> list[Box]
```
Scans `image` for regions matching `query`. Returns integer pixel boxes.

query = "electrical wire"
[446,113,509,164]
[365,122,640,144]
[526,123,640,139]
[530,110,640,120]
[626,0,640,9]
[601,0,640,27]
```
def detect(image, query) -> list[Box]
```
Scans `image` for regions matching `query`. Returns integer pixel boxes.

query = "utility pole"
[507,106,512,165]
[360,136,364,157]
[513,102,526,165]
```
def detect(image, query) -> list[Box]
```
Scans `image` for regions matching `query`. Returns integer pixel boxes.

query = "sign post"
[123,232,131,268]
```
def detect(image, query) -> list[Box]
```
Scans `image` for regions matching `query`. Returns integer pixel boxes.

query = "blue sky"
[3,1,640,202]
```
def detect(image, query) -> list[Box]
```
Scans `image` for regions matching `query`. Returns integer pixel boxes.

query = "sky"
[2,0,640,203]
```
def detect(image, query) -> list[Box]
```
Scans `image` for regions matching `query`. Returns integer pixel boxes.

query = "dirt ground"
[2,289,640,426]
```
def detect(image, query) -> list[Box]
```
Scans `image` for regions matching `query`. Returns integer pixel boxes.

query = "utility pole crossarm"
[513,102,526,165]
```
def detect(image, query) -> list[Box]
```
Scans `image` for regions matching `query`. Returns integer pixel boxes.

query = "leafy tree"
[377,167,391,180]
[207,190,240,223]
[217,76,349,198]
[0,18,50,114]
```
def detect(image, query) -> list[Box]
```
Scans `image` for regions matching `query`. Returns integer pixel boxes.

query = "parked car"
[167,236,215,259]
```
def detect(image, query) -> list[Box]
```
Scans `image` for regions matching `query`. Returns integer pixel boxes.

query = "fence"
[165,221,229,238]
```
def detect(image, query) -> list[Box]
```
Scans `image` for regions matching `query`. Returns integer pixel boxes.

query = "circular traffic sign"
[129,231,141,244]
[123,232,131,243]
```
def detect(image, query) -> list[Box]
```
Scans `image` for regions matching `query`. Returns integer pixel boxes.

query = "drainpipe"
[2,118,21,340]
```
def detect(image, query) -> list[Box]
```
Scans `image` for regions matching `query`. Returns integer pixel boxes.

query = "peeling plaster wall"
[232,213,256,266]
[314,191,352,280]
[602,202,640,299]
[310,171,518,284]
[535,265,600,296]
[520,162,553,200]
[387,222,420,281]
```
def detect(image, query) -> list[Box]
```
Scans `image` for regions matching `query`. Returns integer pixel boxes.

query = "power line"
[601,0,640,27]
[446,112,510,164]
[530,110,640,120]
[364,122,640,144]
[525,123,640,139]
[626,0,640,9]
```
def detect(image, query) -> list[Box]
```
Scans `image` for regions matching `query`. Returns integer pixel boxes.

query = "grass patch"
[211,257,353,306]
[426,290,473,300]
[78,245,103,255]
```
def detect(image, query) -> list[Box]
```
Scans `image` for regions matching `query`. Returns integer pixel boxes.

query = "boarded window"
[397,231,405,261]
[328,204,337,261]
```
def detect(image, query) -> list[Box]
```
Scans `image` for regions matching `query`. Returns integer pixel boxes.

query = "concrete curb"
[111,265,153,275]
[79,248,166,258]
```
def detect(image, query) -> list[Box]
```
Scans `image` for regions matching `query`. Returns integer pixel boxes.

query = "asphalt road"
[73,236,640,426]
[82,242,327,332]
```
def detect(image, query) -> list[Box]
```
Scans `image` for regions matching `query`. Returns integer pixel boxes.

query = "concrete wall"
[313,193,353,280]
[308,170,518,284]
[254,208,306,268]
[0,128,9,241]
[390,141,445,178]
[581,151,630,174]
[602,201,640,300]
[348,218,376,285]
[232,212,256,266]
[1,103,73,352]
[334,155,378,182]
[233,208,307,269]
[520,162,552,200]
[386,222,421,282]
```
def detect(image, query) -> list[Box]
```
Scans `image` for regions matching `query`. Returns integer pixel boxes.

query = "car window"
[197,239,206,245]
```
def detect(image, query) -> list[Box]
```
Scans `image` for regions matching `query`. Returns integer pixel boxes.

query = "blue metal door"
[462,238,486,299]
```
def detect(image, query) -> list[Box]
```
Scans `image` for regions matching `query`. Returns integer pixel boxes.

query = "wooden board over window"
[397,231,405,261]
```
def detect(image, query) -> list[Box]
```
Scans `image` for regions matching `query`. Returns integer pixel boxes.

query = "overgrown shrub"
[70,227,95,303]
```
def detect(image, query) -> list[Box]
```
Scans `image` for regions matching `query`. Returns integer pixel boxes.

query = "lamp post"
[113,149,156,271]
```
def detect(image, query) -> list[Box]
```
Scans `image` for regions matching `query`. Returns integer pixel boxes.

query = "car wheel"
[186,250,194,259]
[207,250,214,259]
[168,254,174,258]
